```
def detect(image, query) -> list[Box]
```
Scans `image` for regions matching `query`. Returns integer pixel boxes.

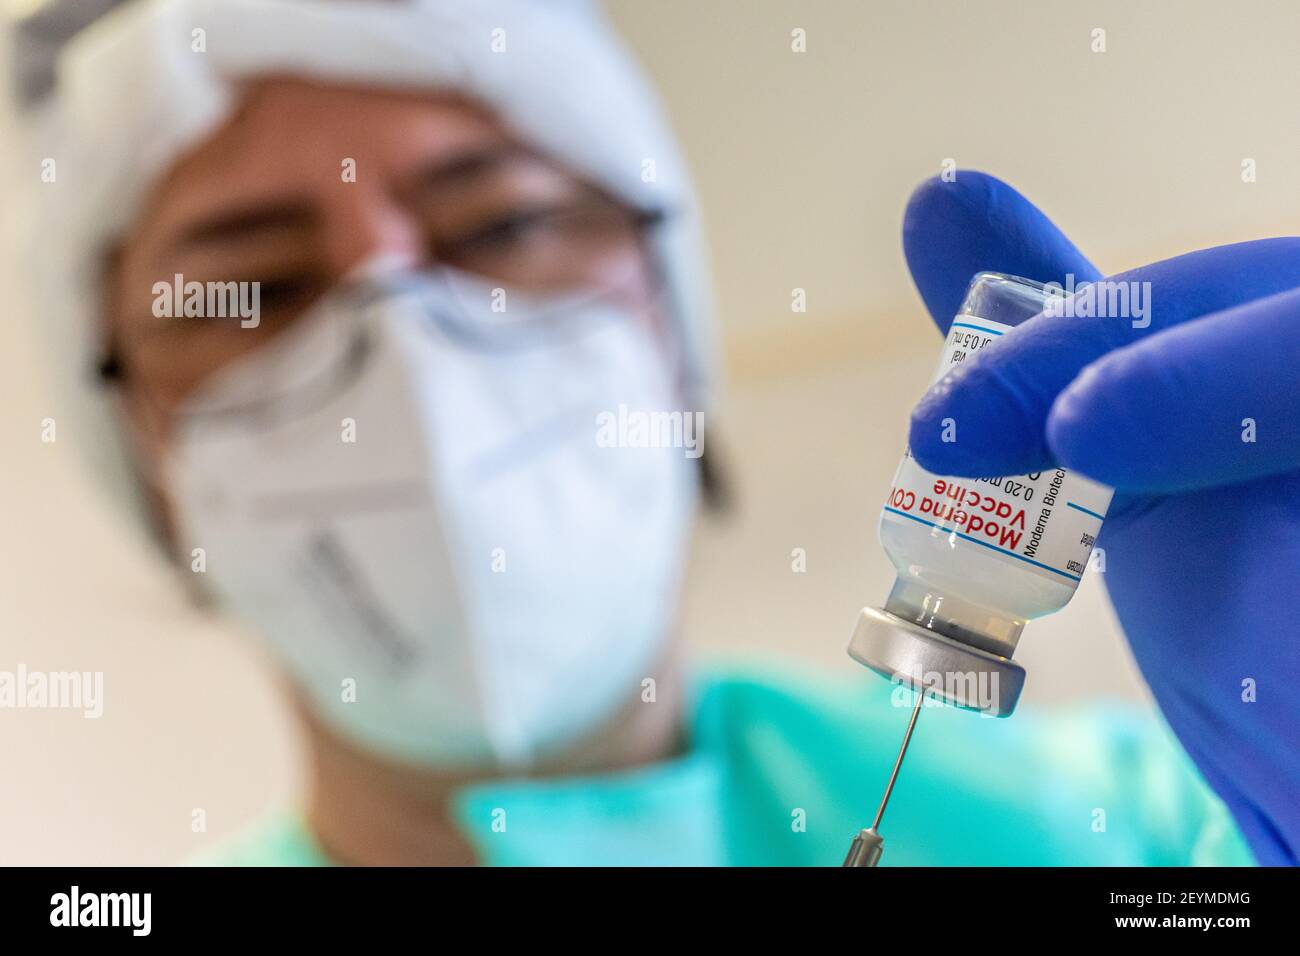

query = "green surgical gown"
[190,664,1252,866]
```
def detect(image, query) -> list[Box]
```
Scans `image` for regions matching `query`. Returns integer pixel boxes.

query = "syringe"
[841,689,925,867]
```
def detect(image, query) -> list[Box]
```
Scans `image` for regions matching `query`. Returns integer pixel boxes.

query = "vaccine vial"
[849,272,1112,716]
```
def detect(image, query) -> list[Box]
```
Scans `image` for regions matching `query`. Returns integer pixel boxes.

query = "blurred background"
[1,0,1298,863]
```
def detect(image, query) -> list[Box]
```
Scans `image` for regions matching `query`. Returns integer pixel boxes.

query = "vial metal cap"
[847,606,1025,716]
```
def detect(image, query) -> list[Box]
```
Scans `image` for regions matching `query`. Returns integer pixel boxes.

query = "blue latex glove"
[900,171,1300,866]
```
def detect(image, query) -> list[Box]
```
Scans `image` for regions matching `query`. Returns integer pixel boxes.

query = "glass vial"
[849,272,1112,716]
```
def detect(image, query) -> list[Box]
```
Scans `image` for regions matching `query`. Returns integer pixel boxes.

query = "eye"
[253,275,320,310]
[441,208,556,257]
[457,212,543,251]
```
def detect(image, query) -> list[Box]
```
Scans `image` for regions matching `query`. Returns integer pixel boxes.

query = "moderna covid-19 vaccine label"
[881,316,1112,584]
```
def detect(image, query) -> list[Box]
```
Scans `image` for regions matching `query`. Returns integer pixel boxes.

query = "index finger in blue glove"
[903,170,1100,333]
[1048,285,1300,492]
[909,238,1300,479]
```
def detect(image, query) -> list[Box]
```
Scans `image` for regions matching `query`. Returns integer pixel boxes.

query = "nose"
[318,182,423,280]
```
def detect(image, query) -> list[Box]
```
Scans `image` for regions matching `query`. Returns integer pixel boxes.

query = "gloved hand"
[900,171,1300,865]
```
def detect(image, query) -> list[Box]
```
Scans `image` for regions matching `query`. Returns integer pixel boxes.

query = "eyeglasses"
[429,198,666,291]
[98,200,670,411]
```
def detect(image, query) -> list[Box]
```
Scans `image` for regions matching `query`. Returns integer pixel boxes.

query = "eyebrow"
[174,199,316,250]
[168,145,534,252]
[406,143,537,196]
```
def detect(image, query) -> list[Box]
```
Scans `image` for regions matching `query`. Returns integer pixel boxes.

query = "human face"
[105,77,664,437]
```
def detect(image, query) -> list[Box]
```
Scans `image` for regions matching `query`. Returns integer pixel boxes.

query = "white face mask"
[165,269,698,767]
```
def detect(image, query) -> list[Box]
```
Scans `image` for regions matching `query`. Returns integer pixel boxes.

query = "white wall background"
[1,0,1297,864]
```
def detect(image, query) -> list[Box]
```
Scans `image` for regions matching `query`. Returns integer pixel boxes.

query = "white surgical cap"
[18,0,714,531]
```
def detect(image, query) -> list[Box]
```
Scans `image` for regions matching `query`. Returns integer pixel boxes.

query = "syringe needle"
[873,689,924,829]
[842,688,925,867]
